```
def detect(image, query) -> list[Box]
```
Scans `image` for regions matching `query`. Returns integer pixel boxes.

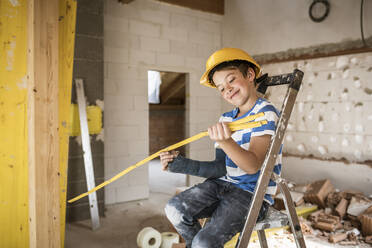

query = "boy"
[160,48,282,248]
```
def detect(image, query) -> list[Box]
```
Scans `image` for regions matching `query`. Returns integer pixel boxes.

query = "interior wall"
[222,0,372,194]
[223,0,372,55]
[263,53,372,194]
[104,0,222,204]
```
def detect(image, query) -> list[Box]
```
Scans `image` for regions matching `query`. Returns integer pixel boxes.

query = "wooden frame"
[28,0,61,247]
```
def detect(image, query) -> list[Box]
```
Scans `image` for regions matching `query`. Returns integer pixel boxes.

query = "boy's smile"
[213,67,258,116]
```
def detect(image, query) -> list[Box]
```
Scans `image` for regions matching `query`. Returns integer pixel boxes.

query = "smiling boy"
[161,48,282,248]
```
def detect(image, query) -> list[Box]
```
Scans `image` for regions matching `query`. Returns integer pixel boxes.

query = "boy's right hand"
[159,150,179,171]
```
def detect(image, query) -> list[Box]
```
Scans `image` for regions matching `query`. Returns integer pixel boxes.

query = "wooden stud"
[28,0,61,247]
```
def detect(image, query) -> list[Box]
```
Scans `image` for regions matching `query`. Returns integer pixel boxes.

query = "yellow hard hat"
[200,47,261,88]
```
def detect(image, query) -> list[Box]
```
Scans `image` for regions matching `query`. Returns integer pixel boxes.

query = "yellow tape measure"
[68,112,267,203]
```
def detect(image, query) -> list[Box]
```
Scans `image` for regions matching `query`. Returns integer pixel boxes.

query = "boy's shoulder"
[220,98,279,119]
[252,98,280,116]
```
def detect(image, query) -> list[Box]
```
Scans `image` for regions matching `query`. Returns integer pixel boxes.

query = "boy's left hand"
[208,122,232,143]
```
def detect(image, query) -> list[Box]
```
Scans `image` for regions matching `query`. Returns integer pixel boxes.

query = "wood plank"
[28,0,61,247]
[58,0,77,246]
[0,1,29,247]
[157,0,224,15]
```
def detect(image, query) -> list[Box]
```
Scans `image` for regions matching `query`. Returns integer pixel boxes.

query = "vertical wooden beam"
[0,1,29,247]
[28,0,61,247]
[58,0,77,246]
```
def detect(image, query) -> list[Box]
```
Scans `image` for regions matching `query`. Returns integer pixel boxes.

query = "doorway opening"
[148,70,187,195]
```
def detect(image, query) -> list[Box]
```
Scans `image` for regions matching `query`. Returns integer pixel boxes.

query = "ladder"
[236,69,306,248]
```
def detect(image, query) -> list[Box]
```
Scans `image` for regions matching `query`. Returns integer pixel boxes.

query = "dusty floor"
[65,191,372,248]
[65,161,371,248]
[65,192,173,248]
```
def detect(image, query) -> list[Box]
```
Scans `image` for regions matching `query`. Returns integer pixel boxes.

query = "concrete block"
[104,47,129,63]
[116,185,149,203]
[140,36,170,53]
[128,140,148,156]
[134,95,148,111]
[104,187,117,205]
[362,135,372,161]
[196,44,218,59]
[104,15,129,32]
[170,12,197,31]
[138,9,170,25]
[156,53,184,67]
[74,35,103,61]
[110,110,147,126]
[299,102,319,133]
[67,155,104,182]
[128,166,149,186]
[105,140,129,158]
[318,134,342,159]
[105,126,140,141]
[129,49,156,65]
[161,26,188,41]
[197,18,221,34]
[104,157,116,176]
[196,96,221,111]
[76,12,103,37]
[105,95,134,111]
[189,110,220,125]
[66,179,105,206]
[104,78,119,95]
[188,29,217,46]
[73,60,103,102]
[170,40,198,57]
[137,123,149,140]
[129,20,160,37]
[185,57,205,71]
[78,0,103,15]
[107,63,138,80]
[117,78,148,96]
[104,30,139,50]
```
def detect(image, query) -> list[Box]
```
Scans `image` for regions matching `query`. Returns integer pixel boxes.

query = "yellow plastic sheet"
[68,112,267,203]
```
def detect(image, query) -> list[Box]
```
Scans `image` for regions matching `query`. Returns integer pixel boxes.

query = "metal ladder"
[236,69,306,248]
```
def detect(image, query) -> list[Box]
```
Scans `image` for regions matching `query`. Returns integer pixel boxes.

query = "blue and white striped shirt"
[216,97,282,204]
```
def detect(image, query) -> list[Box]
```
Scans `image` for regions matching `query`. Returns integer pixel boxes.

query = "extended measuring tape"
[68,112,267,203]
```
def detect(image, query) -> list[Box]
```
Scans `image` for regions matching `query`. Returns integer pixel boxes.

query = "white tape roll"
[137,227,162,248]
[160,232,179,248]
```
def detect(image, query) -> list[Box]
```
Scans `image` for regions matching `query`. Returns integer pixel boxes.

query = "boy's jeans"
[165,179,269,248]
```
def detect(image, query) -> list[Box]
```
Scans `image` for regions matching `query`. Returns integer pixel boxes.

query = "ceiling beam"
[161,74,185,104]
[156,0,224,15]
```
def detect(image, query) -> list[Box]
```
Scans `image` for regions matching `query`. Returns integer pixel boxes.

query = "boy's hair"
[208,60,258,87]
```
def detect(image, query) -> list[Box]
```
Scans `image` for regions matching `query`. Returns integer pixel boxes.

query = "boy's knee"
[164,199,183,226]
[191,232,214,248]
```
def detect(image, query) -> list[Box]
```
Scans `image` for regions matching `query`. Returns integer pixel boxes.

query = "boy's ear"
[247,67,256,81]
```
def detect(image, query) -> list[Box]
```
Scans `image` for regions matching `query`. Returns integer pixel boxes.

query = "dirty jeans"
[164,179,269,248]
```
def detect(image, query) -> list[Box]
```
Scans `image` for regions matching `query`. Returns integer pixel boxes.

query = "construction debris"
[303,179,334,208]
[273,178,372,246]
[347,196,372,217]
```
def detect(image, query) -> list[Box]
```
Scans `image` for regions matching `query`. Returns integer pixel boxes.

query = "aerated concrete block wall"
[104,0,223,204]
[262,54,372,195]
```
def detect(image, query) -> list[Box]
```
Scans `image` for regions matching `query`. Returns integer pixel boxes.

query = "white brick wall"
[104,0,223,204]
[263,52,372,163]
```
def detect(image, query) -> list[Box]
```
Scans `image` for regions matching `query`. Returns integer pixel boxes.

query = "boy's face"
[212,67,256,108]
